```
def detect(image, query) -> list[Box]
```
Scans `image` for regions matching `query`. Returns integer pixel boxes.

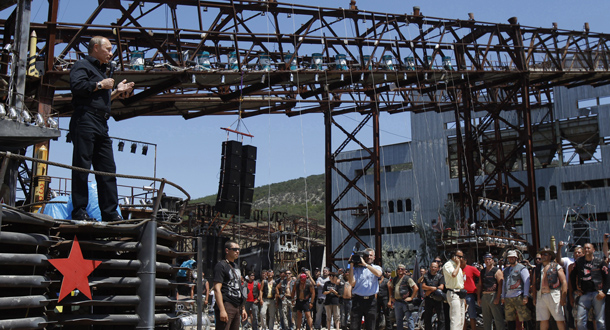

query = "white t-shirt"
[560,257,574,280]
[317,276,330,299]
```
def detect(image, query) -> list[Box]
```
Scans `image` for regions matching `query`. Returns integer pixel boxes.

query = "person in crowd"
[477,253,504,330]
[388,264,418,330]
[246,271,262,330]
[461,255,480,330]
[532,247,567,330]
[315,267,330,330]
[324,272,342,330]
[341,272,353,330]
[348,248,383,330]
[68,36,134,221]
[277,270,292,330]
[422,261,445,330]
[261,269,277,330]
[443,250,465,330]
[213,240,247,330]
[377,268,392,330]
[502,250,533,330]
[573,242,608,330]
[293,272,316,330]
[286,270,296,330]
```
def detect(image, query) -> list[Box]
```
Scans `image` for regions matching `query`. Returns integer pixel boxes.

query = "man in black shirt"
[422,261,445,330]
[214,240,247,330]
[69,36,134,221]
[573,243,609,330]
[377,268,392,330]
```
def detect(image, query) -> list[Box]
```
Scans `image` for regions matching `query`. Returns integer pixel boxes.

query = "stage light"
[118,141,125,152]
[47,117,58,129]
[0,104,5,119]
[35,113,44,126]
[142,144,148,155]
[21,109,31,124]
[130,142,137,153]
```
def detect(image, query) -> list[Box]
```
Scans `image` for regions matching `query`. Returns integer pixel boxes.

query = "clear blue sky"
[11,0,610,200]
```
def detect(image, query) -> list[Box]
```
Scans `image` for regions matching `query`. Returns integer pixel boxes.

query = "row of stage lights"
[0,104,58,128]
[117,141,149,155]
[478,197,516,212]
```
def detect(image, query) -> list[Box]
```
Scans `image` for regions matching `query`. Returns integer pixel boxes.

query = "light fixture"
[35,113,44,126]
[287,13,291,18]
[142,144,148,155]
[403,72,407,80]
[384,73,387,81]
[118,141,125,152]
[340,73,344,81]
[478,198,484,206]
[47,117,58,129]
[290,73,294,82]
[130,143,137,153]
[203,6,207,12]
[261,11,265,16]
[0,104,5,119]
[191,74,196,83]
[221,75,225,84]
[21,109,31,124]
[261,74,266,83]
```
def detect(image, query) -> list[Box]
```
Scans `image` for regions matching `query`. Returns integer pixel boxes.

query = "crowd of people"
[200,236,610,330]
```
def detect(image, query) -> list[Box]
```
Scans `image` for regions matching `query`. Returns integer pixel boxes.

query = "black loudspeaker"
[242,145,257,160]
[218,184,240,202]
[222,154,242,171]
[242,158,256,174]
[222,140,243,157]
[215,200,251,218]
[221,168,241,186]
[241,173,255,188]
[241,187,254,203]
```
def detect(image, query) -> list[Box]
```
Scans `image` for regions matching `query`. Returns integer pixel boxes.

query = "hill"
[191,174,325,223]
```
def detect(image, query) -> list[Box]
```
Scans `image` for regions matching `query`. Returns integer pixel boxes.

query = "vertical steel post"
[136,180,165,329]
[12,0,32,112]
[197,236,203,330]
[372,108,382,263]
[522,78,540,251]
[324,109,333,268]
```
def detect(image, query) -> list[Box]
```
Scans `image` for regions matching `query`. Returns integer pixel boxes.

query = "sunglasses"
[535,258,541,260]
[456,255,464,259]
[228,247,240,252]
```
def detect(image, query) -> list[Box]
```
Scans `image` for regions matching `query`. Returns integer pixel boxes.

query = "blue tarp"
[177,259,196,277]
[41,182,121,221]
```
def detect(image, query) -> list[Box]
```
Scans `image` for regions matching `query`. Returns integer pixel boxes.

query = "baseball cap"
[483,253,493,259]
[507,250,518,258]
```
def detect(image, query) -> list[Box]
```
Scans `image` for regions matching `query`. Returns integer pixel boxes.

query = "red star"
[49,236,102,302]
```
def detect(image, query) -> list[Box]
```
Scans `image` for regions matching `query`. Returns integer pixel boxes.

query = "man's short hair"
[323,267,330,271]
[364,248,375,254]
[88,36,108,53]
[397,264,406,269]
[225,240,238,249]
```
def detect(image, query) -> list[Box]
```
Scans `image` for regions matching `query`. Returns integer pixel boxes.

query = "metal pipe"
[136,179,165,329]
[197,236,203,330]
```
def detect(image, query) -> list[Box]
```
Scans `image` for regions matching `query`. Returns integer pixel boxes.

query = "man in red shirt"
[246,271,261,330]
[461,255,480,330]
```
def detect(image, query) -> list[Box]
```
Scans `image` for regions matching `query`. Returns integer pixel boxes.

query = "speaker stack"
[215,140,256,218]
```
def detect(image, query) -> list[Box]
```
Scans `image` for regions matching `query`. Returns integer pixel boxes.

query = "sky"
[8,0,610,201]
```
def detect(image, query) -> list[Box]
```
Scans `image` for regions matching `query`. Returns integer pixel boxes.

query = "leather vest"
[504,263,526,292]
[262,280,275,298]
[482,266,499,292]
[536,263,561,291]
[295,281,312,300]
[250,280,260,299]
[392,275,413,300]
[577,257,605,292]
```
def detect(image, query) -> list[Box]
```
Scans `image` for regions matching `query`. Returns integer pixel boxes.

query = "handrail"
[0,151,191,217]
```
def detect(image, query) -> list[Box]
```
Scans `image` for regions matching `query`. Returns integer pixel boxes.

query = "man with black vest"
[246,271,261,330]
[574,242,609,330]
[501,250,533,330]
[213,240,247,330]
[260,269,277,330]
[422,261,445,330]
[388,264,418,330]
[532,247,567,330]
[477,253,504,330]
[293,272,316,330]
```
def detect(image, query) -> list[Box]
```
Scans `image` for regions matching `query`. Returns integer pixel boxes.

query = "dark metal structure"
[2,0,610,313]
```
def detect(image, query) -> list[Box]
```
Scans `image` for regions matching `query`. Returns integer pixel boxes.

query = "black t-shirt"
[213,260,244,307]
[378,277,390,299]
[423,272,445,297]
[323,281,340,305]
[575,256,609,293]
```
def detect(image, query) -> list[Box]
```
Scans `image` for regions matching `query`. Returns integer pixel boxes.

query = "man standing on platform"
[69,36,134,221]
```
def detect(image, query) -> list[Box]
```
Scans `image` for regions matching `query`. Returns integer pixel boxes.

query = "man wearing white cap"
[501,250,533,330]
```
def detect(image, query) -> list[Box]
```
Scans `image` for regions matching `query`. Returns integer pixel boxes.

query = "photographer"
[348,248,383,330]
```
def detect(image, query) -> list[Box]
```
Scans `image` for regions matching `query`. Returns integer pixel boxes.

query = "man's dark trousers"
[351,295,377,330]
[70,109,118,220]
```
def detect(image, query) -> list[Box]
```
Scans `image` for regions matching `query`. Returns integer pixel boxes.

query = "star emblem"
[49,236,102,302]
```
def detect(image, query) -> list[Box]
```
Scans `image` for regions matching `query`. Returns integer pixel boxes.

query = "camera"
[349,251,368,266]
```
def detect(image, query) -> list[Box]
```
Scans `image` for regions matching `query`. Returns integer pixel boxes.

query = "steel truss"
[3,0,610,263]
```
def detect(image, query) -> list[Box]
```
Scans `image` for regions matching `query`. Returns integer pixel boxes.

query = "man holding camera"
[348,248,383,330]
[442,250,466,330]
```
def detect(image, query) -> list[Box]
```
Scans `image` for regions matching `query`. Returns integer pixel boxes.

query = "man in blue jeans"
[573,242,609,330]
[388,264,419,330]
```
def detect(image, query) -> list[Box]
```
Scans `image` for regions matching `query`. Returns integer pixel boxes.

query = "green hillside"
[192,174,325,223]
